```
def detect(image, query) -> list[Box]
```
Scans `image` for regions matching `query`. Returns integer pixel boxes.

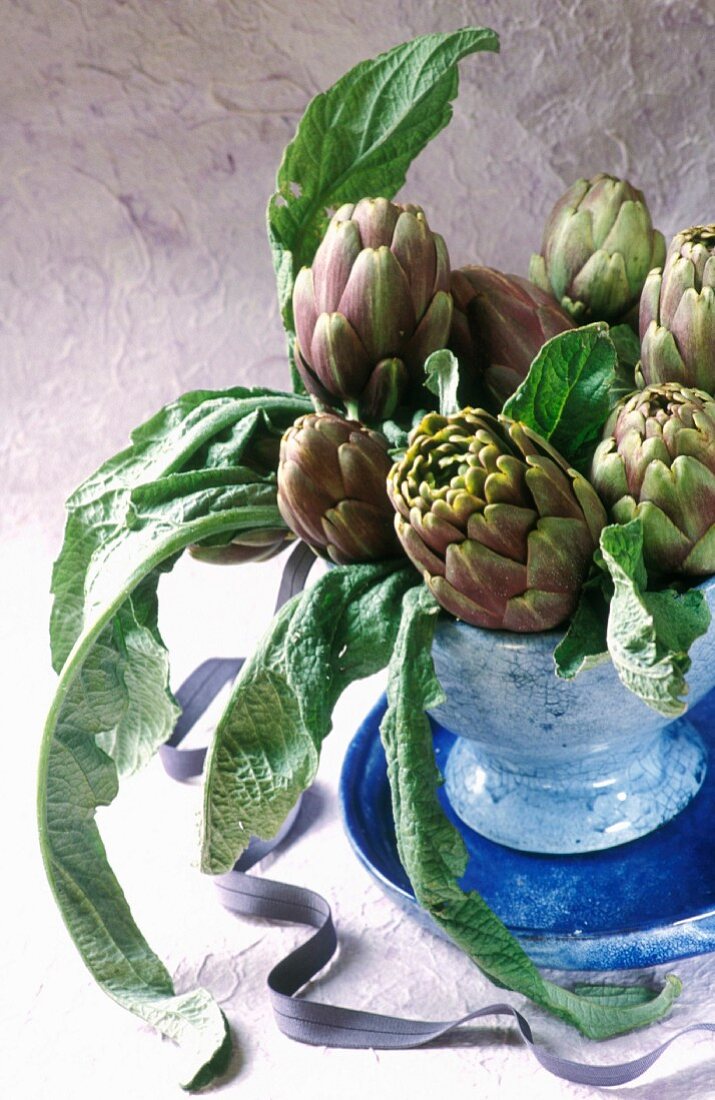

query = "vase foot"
[443,718,708,854]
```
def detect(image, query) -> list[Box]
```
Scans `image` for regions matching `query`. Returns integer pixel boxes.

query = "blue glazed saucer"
[339,691,715,971]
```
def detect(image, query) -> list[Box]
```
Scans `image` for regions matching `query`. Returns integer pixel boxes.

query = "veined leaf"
[51,387,310,670]
[42,388,309,1088]
[502,324,617,472]
[381,585,682,1038]
[267,27,499,383]
[39,577,230,1091]
[599,520,711,716]
[201,561,417,873]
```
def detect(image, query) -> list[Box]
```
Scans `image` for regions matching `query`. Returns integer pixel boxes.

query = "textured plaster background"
[2,0,713,549]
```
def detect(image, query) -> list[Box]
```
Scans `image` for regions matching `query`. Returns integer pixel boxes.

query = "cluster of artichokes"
[207,181,715,634]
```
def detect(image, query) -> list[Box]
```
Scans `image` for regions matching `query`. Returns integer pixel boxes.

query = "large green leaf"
[502,323,617,472]
[266,26,499,381]
[201,561,417,873]
[41,388,309,1089]
[39,577,230,1091]
[599,520,711,716]
[380,585,682,1038]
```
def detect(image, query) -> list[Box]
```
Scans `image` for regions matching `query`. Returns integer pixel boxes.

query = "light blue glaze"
[429,576,715,853]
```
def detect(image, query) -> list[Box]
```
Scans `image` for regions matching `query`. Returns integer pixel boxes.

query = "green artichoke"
[293,198,452,420]
[387,409,606,631]
[639,225,715,391]
[529,174,666,324]
[591,383,715,576]
[449,266,574,410]
[277,412,401,564]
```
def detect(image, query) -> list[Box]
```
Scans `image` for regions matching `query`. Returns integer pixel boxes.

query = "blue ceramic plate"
[339,692,715,971]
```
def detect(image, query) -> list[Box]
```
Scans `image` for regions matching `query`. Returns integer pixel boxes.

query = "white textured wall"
[3,0,713,547]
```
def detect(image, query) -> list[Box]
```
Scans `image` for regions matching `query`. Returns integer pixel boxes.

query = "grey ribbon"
[162,540,714,1088]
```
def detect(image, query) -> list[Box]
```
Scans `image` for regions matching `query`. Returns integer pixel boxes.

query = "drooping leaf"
[267,27,500,383]
[502,323,617,471]
[380,584,682,1038]
[42,389,311,1088]
[201,561,417,873]
[51,387,310,669]
[39,575,231,1091]
[599,520,711,716]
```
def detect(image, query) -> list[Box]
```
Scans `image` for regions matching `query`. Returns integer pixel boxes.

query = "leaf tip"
[180,1013,233,1092]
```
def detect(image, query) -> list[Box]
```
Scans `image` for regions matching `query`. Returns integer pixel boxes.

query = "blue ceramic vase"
[429,576,715,854]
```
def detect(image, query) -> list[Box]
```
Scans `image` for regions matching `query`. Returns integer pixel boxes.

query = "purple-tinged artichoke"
[529,174,666,324]
[277,412,401,564]
[591,383,715,576]
[449,266,574,410]
[387,409,606,631]
[639,225,715,391]
[293,198,452,420]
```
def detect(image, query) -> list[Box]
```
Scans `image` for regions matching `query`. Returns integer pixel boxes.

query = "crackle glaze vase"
[428,576,715,854]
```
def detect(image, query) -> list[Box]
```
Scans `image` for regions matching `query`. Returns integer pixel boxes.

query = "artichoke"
[293,198,452,420]
[277,412,401,564]
[639,225,715,391]
[449,266,574,410]
[591,383,715,576]
[529,174,666,324]
[387,409,606,631]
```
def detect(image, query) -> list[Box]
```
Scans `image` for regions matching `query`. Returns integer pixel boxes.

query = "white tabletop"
[4,531,715,1100]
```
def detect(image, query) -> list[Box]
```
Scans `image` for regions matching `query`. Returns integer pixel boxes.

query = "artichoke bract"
[387,409,606,631]
[293,198,452,420]
[639,225,715,391]
[591,383,715,576]
[529,174,666,324]
[449,266,574,410]
[277,412,401,564]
